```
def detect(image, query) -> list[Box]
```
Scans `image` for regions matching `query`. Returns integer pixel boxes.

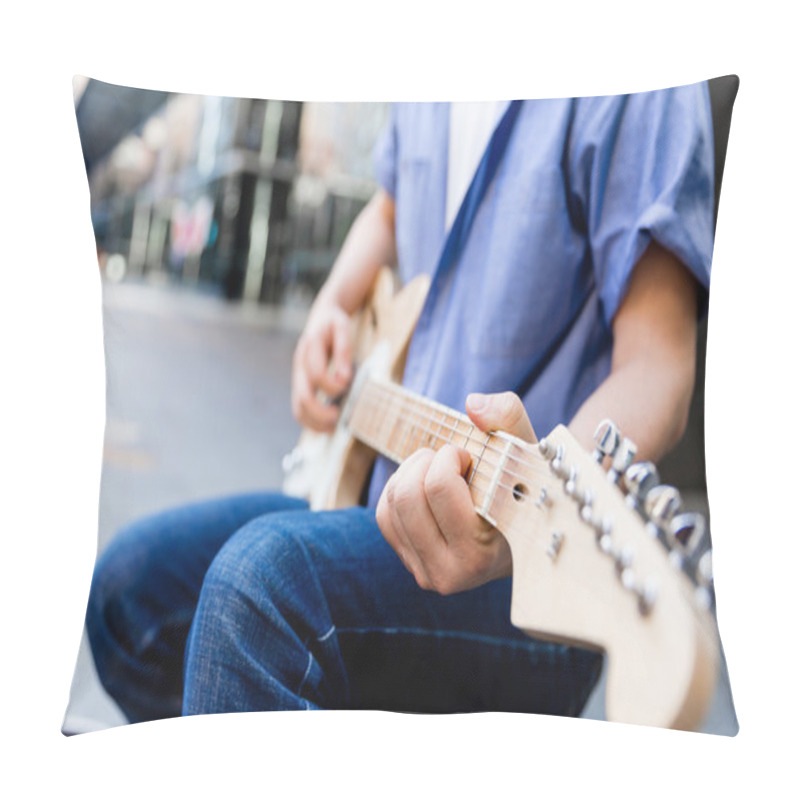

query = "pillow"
[63,76,739,735]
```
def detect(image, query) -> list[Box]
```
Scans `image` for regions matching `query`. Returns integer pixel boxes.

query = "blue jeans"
[85,492,602,722]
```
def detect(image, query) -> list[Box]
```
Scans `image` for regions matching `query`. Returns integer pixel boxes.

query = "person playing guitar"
[86,91,716,727]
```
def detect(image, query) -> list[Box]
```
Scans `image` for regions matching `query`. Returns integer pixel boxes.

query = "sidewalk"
[63,279,306,733]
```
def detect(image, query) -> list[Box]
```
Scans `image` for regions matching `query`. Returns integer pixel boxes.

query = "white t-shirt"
[446,101,506,231]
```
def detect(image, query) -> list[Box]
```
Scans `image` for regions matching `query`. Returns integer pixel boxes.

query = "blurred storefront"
[76,79,387,304]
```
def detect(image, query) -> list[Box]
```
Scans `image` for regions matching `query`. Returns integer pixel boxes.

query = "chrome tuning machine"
[608,437,637,485]
[644,485,683,528]
[623,461,660,512]
[592,419,619,464]
[669,512,708,556]
[591,419,636,485]
[667,511,710,579]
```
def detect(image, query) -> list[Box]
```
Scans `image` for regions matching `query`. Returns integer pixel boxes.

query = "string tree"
[534,487,552,509]
[538,438,557,461]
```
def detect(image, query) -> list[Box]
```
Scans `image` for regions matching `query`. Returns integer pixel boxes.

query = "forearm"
[568,351,695,465]
[314,188,397,315]
[569,242,699,465]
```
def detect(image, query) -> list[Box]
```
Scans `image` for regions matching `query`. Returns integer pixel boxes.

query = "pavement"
[62,277,307,733]
[61,278,737,736]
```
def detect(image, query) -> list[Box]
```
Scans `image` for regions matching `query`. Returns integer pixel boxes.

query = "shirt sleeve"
[372,104,398,198]
[569,83,716,325]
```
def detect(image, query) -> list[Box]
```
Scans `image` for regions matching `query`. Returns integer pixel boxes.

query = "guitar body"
[283,267,430,510]
[282,267,720,731]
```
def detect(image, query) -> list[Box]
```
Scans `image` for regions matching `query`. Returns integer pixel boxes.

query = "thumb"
[465,392,537,444]
[329,308,353,386]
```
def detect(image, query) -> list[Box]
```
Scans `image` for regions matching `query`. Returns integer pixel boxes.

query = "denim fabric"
[86,493,307,722]
[86,493,602,722]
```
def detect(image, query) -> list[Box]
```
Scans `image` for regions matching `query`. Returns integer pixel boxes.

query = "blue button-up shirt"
[367,84,715,506]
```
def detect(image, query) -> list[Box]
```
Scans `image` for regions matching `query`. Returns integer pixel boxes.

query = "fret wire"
[355,396,538,506]
[468,433,490,487]
[400,417,415,460]
[435,410,444,445]
[395,392,411,459]
[364,381,482,451]
[361,381,535,484]
[464,422,475,451]
[351,421,531,510]
[384,390,400,454]
[422,409,435,448]
[359,380,546,483]
[351,393,534,505]
[387,395,398,456]
[378,391,390,447]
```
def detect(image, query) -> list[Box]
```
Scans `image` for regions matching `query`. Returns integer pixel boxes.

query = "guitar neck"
[346,377,547,531]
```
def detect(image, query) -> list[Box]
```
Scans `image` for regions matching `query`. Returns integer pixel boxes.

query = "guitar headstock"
[504,420,719,731]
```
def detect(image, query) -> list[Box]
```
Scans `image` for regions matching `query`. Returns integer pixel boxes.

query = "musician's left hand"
[376,391,537,595]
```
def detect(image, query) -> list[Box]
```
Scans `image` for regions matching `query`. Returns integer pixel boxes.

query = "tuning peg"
[592,419,620,463]
[644,485,683,528]
[669,512,708,557]
[549,444,569,480]
[637,580,659,616]
[613,544,634,577]
[538,438,556,461]
[608,437,637,485]
[623,461,660,509]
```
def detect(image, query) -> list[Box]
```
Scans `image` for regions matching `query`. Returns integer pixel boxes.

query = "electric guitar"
[282,267,720,731]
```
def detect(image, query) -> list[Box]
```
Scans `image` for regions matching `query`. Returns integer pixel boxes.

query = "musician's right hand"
[291,300,353,432]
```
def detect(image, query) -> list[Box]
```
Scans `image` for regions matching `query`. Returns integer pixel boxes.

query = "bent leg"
[85,492,307,723]
[183,506,601,716]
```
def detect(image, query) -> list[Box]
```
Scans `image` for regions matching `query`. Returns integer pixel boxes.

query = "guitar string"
[350,379,709,598]
[353,424,548,526]
[359,381,548,491]
[359,379,549,482]
[352,382,606,527]
[359,380,517,470]
[354,381,554,499]
[353,421,521,513]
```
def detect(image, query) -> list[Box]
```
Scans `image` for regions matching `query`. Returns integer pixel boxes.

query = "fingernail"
[467,393,488,412]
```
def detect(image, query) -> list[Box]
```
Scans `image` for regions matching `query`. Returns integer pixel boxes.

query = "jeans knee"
[196,511,322,641]
[185,512,343,713]
[86,529,142,640]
